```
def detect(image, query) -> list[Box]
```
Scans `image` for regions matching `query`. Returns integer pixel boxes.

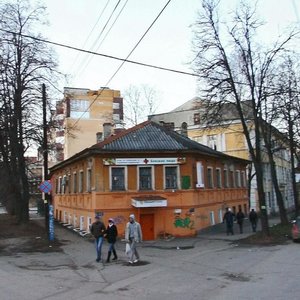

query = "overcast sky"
[40,0,299,114]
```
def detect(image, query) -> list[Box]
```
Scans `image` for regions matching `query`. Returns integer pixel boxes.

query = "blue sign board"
[39,180,52,193]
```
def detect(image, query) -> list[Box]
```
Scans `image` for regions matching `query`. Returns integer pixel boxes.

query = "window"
[235,170,241,187]
[111,167,126,190]
[196,162,204,188]
[194,113,200,125]
[80,216,84,231]
[70,99,90,119]
[87,168,92,192]
[224,169,228,188]
[73,172,77,193]
[63,211,67,223]
[181,122,187,136]
[208,135,217,150]
[216,168,221,188]
[58,177,62,193]
[113,102,120,109]
[87,217,92,232]
[218,209,223,223]
[138,166,153,190]
[241,171,246,187]
[62,176,68,194]
[230,170,234,188]
[79,171,84,193]
[207,167,213,188]
[55,178,59,194]
[164,166,178,189]
[68,174,72,193]
[210,211,215,225]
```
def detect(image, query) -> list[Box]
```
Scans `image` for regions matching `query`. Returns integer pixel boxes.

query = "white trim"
[163,165,180,189]
[137,165,155,190]
[196,162,204,188]
[109,166,128,191]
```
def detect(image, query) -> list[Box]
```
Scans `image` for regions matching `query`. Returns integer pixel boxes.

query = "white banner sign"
[103,157,186,165]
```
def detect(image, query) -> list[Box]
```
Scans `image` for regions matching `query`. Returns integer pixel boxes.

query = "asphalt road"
[0,218,299,300]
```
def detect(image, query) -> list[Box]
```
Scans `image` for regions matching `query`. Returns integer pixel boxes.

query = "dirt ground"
[0,214,63,256]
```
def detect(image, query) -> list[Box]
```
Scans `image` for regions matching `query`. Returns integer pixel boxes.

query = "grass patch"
[238,223,292,246]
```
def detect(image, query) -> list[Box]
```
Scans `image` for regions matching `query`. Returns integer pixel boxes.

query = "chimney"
[96,132,103,143]
[113,121,125,135]
[103,123,112,139]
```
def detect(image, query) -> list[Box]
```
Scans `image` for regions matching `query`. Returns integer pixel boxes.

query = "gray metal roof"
[50,121,249,172]
[91,121,238,159]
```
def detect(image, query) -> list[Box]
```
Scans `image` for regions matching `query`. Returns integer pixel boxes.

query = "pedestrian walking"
[105,218,118,263]
[236,208,245,234]
[249,208,258,232]
[125,214,143,264]
[90,215,106,262]
[223,207,234,235]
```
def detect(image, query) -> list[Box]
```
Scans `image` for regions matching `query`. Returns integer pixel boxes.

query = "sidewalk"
[32,214,281,252]
[141,216,281,250]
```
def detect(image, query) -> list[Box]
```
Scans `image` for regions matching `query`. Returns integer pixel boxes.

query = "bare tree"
[0,0,58,223]
[123,84,159,127]
[272,55,300,216]
[192,0,298,233]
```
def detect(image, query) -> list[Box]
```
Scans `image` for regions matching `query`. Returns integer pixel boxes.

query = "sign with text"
[103,157,186,165]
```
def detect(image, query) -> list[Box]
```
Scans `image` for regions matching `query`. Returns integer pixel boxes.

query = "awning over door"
[131,196,167,208]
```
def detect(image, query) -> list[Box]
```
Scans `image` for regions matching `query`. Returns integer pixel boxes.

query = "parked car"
[291,216,300,242]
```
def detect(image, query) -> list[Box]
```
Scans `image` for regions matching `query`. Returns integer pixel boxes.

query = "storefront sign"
[131,198,168,208]
[103,157,186,165]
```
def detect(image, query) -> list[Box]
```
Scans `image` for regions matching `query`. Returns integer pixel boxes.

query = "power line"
[68,0,174,132]
[74,0,123,78]
[0,27,199,78]
[69,0,110,75]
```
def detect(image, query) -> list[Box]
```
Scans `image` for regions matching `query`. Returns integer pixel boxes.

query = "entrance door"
[140,214,154,241]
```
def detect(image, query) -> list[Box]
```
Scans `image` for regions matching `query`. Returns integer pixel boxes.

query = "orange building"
[50,121,249,240]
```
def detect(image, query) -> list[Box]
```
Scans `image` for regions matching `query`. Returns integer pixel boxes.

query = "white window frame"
[62,175,67,194]
[163,165,180,190]
[137,165,155,190]
[224,168,229,188]
[210,211,215,225]
[63,211,67,223]
[109,166,128,191]
[235,170,241,187]
[87,217,92,232]
[196,162,204,188]
[79,170,84,193]
[216,168,222,188]
[58,176,62,194]
[73,172,77,193]
[80,216,84,231]
[218,209,223,223]
[87,168,92,192]
[73,214,77,227]
[241,171,246,187]
[207,167,214,188]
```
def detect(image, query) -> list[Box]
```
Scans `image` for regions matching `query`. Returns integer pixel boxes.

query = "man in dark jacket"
[249,209,258,232]
[90,215,106,262]
[223,208,234,235]
[105,218,118,263]
[236,208,245,234]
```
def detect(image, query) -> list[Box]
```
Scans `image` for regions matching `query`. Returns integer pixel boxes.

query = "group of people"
[90,208,258,263]
[223,207,258,235]
[90,213,142,264]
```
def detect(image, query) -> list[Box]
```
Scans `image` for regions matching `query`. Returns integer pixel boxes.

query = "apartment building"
[149,98,294,214]
[50,87,123,163]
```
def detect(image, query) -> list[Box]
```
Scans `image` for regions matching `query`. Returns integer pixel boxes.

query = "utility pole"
[42,83,54,240]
